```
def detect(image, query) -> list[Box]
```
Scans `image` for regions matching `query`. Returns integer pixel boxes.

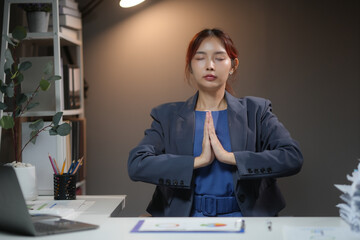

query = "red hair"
[185,28,238,95]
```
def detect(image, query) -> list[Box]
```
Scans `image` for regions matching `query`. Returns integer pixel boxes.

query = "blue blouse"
[191,110,241,217]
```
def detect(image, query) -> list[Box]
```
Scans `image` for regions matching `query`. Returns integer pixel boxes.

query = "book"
[59,14,81,30]
[62,65,81,109]
[59,6,81,18]
[60,26,80,40]
[71,67,81,109]
[49,26,80,40]
[50,14,82,30]
[59,0,79,10]
[63,64,71,109]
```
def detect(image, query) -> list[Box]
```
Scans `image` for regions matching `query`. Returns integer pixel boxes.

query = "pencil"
[53,158,60,174]
[68,160,75,174]
[72,157,83,175]
[48,154,57,174]
[60,159,66,175]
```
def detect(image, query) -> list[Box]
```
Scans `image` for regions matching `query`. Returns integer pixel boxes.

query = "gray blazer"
[128,91,303,216]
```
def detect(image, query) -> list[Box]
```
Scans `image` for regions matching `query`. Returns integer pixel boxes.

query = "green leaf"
[16,93,27,106]
[4,49,13,72]
[49,128,58,136]
[43,61,53,75]
[47,75,61,81]
[3,34,15,46]
[27,102,39,110]
[6,85,14,97]
[12,26,27,42]
[30,130,38,144]
[0,102,7,110]
[0,116,15,129]
[0,85,6,94]
[29,119,44,131]
[4,61,11,73]
[19,61,32,71]
[39,79,51,91]
[17,72,24,83]
[56,123,71,136]
[52,112,63,126]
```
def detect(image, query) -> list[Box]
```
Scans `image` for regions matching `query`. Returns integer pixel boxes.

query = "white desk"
[0,195,359,240]
[0,195,126,239]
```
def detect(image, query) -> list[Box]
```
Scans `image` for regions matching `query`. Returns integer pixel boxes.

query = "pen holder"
[53,174,77,200]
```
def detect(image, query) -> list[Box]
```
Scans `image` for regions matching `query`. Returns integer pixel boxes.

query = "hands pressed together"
[194,111,236,169]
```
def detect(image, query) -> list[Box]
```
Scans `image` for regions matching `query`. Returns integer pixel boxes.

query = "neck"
[195,90,227,111]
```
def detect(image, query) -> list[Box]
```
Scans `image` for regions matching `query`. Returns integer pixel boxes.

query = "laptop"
[0,166,99,236]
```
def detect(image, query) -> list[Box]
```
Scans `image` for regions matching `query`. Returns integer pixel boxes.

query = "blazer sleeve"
[234,99,303,179]
[128,107,194,189]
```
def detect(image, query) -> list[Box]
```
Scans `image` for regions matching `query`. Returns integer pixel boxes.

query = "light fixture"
[119,0,146,8]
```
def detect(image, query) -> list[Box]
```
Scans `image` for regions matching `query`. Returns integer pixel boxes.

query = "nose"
[206,59,215,71]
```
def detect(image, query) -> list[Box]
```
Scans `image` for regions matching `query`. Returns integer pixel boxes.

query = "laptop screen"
[0,166,37,235]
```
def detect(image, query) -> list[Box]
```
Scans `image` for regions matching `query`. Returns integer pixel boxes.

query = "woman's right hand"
[194,111,215,169]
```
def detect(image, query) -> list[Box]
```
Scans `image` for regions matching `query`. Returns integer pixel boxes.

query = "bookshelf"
[0,0,86,194]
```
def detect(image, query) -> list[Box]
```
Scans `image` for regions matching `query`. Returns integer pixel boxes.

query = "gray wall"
[82,0,360,217]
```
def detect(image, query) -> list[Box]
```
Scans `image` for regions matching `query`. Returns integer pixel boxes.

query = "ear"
[232,58,239,71]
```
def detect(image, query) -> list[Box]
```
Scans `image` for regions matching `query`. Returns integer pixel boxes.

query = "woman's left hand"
[207,111,236,165]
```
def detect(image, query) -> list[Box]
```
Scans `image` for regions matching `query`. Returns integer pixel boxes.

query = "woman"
[128,28,303,217]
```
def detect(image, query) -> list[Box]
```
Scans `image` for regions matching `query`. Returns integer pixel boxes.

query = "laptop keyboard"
[33,219,74,233]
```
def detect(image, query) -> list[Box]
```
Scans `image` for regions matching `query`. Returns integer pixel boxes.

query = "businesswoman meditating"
[128,28,303,217]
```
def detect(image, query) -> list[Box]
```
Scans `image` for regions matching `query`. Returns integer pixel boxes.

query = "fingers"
[194,112,214,169]
[206,111,236,165]
[207,111,217,141]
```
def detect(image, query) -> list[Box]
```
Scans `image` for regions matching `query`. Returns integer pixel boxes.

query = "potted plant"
[0,26,71,198]
[18,3,52,32]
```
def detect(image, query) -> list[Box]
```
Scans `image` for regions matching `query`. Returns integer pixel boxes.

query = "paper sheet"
[131,218,245,233]
[26,199,86,219]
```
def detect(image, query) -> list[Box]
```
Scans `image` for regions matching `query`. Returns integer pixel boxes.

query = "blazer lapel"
[175,92,198,155]
[226,92,247,152]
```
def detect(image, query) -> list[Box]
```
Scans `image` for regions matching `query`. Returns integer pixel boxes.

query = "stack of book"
[335,160,360,233]
[51,0,82,40]
[63,64,81,110]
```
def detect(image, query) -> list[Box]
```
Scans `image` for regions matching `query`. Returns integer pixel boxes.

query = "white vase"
[13,166,38,201]
[26,11,50,32]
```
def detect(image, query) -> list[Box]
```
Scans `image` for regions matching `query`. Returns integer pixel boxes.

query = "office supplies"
[72,157,84,175]
[131,218,245,233]
[60,159,66,175]
[53,158,60,174]
[267,220,272,231]
[48,154,57,174]
[54,174,77,200]
[68,160,75,174]
[0,166,98,236]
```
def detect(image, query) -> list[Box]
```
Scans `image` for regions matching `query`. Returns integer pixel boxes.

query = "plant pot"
[13,166,38,201]
[26,11,50,32]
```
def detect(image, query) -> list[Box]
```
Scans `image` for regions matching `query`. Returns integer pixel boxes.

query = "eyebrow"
[195,51,227,55]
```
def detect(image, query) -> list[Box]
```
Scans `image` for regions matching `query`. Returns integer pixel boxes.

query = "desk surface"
[0,195,358,240]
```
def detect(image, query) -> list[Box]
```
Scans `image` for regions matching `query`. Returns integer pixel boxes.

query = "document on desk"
[131,218,245,233]
[26,200,88,219]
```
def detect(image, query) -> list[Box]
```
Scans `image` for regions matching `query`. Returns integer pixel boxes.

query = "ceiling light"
[119,0,146,8]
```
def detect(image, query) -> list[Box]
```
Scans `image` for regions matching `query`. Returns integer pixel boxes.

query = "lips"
[204,74,217,81]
